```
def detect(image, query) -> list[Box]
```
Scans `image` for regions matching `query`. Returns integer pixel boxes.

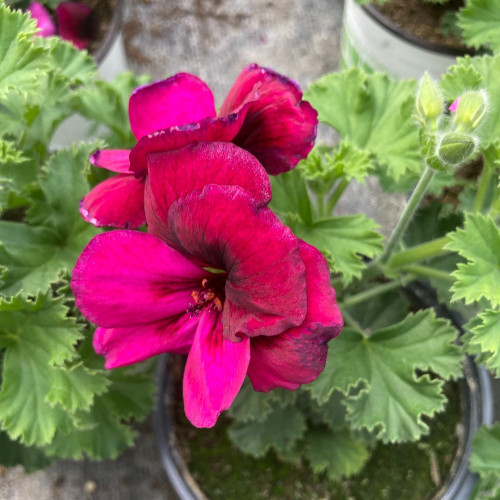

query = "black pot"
[154,294,494,500]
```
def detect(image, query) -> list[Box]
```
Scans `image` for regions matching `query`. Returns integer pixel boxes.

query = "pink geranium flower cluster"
[71,65,343,427]
[28,1,93,49]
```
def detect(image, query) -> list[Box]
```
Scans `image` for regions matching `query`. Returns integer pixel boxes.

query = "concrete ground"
[1,1,344,499]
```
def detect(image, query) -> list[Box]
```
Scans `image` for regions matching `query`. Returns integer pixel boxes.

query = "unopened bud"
[416,74,443,125]
[437,132,477,167]
[452,90,488,132]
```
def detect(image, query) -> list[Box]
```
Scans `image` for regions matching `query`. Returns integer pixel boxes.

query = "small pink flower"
[71,142,342,427]
[28,2,56,37]
[449,99,459,112]
[80,64,318,229]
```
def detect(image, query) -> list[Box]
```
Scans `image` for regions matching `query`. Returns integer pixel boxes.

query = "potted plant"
[1,3,499,499]
[150,59,500,498]
[341,0,500,79]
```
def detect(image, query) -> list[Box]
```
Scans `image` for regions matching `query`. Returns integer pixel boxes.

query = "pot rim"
[93,0,125,64]
[361,2,474,57]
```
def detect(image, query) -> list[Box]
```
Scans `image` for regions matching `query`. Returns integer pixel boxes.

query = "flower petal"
[129,112,248,173]
[145,141,272,233]
[183,310,250,427]
[80,173,146,229]
[163,185,307,340]
[55,1,93,50]
[71,230,207,328]
[28,2,56,37]
[90,149,131,173]
[247,240,343,392]
[220,63,318,175]
[94,313,197,369]
[128,74,217,140]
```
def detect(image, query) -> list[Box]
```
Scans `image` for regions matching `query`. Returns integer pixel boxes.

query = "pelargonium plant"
[0,3,499,498]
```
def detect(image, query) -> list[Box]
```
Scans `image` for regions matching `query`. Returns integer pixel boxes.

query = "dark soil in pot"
[164,355,462,500]
[370,0,467,50]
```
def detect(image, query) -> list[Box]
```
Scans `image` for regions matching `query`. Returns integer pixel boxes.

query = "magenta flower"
[449,99,459,112]
[80,64,318,229]
[71,142,342,427]
[55,2,93,50]
[28,2,56,37]
[27,1,93,49]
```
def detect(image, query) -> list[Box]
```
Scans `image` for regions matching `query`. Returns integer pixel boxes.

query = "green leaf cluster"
[470,424,500,499]
[0,4,156,470]
[228,380,370,481]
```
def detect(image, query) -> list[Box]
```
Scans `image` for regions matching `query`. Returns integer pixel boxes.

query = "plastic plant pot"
[340,0,472,79]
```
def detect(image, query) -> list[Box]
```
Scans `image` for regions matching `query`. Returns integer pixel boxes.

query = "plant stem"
[316,191,326,218]
[327,178,350,214]
[473,149,494,213]
[341,309,367,336]
[400,264,455,282]
[340,280,404,309]
[379,165,436,265]
[388,236,450,268]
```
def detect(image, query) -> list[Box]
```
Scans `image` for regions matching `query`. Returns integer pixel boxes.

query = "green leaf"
[293,214,384,283]
[465,309,500,376]
[26,144,96,231]
[0,144,100,296]
[228,380,273,423]
[46,363,110,413]
[307,310,462,443]
[0,87,29,138]
[470,423,500,479]
[0,221,96,296]
[43,397,138,460]
[0,4,47,97]
[445,213,500,307]
[299,141,374,184]
[0,429,54,472]
[472,474,500,500]
[307,389,349,429]
[269,167,313,226]
[47,37,97,85]
[346,289,410,332]
[43,367,155,460]
[71,73,149,147]
[0,139,26,164]
[305,69,420,180]
[228,405,306,457]
[458,0,500,52]
[104,368,156,422]
[0,292,82,445]
[440,61,483,98]
[229,380,297,423]
[332,140,374,182]
[302,426,370,481]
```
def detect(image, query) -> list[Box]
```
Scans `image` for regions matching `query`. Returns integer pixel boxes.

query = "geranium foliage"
[0,3,156,467]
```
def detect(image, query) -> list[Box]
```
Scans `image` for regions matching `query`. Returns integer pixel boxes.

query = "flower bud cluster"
[415,74,489,172]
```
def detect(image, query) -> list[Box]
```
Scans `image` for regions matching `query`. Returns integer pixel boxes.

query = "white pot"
[341,0,468,80]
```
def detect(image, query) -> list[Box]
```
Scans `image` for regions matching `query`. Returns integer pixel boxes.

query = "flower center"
[189,275,226,316]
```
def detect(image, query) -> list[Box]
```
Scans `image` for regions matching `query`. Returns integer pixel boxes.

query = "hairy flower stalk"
[71,142,342,427]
